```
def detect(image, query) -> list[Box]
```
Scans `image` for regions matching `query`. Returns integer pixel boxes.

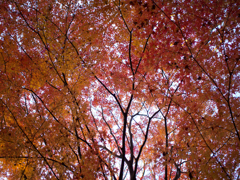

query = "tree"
[0,0,239,179]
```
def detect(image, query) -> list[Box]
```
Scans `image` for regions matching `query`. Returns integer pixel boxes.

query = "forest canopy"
[0,0,239,179]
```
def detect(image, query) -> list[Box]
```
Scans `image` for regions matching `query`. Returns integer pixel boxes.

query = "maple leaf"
[0,0,239,180]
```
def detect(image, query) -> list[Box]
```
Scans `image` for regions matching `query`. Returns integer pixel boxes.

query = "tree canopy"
[0,0,239,179]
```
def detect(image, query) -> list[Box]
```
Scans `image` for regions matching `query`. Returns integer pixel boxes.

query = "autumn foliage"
[0,0,239,179]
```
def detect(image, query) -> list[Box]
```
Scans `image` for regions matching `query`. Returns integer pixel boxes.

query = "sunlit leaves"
[0,0,239,179]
